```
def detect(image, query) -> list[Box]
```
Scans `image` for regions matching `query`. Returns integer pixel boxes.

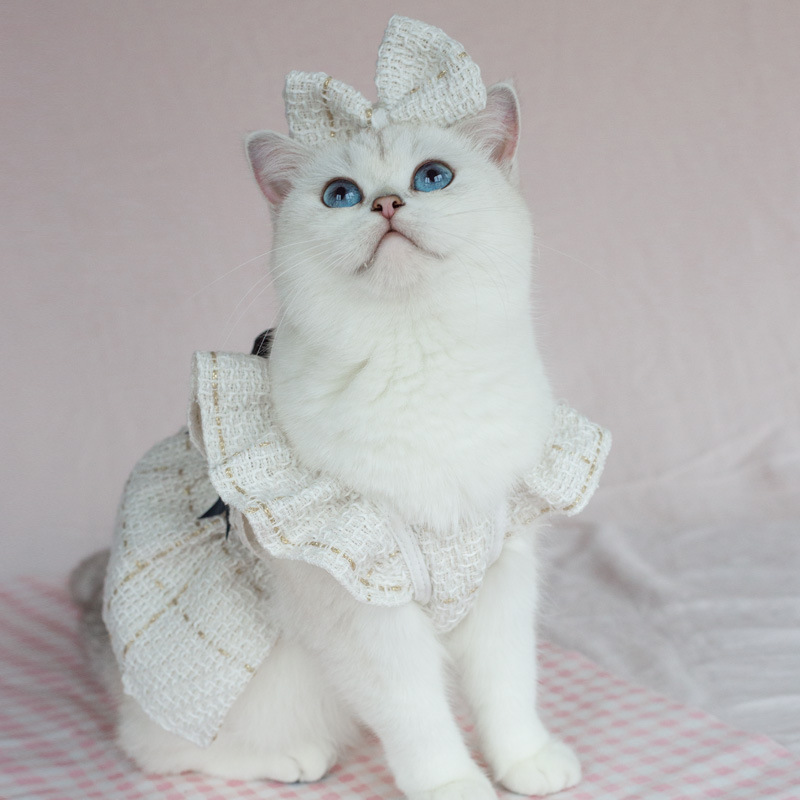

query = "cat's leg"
[272,559,496,800]
[117,637,354,781]
[119,697,331,782]
[73,553,340,780]
[73,555,352,781]
[447,530,581,796]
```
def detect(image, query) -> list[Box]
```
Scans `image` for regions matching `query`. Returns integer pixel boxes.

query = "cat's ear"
[455,82,520,175]
[246,131,307,206]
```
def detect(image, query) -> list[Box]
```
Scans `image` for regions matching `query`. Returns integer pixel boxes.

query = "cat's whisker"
[443,226,610,281]
[271,253,350,337]
[189,239,333,304]
[222,246,347,344]
[409,218,517,316]
[461,246,513,314]
[438,205,519,219]
[220,271,276,347]
[533,239,608,278]
[424,223,522,276]
[187,249,273,299]
[270,247,350,314]
[453,252,485,319]
[272,239,333,259]
[219,257,319,344]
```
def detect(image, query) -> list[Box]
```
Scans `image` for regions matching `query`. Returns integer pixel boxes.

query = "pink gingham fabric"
[1,578,798,799]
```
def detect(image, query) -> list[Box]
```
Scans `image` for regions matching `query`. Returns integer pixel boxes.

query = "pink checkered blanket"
[1,578,797,799]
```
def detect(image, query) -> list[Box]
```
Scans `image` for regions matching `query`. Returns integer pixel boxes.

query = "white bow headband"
[284,16,487,146]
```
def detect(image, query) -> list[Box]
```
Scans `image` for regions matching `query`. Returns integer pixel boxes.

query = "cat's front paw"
[498,740,581,796]
[409,775,497,800]
[259,741,336,782]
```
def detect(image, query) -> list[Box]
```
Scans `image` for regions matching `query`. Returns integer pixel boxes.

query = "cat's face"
[248,85,533,322]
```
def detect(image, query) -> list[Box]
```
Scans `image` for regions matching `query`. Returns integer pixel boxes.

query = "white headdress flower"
[284,16,487,145]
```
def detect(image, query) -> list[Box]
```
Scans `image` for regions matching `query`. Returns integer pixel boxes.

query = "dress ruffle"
[102,429,278,747]
[190,351,416,607]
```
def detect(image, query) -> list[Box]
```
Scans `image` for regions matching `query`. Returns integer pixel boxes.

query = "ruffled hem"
[191,351,415,607]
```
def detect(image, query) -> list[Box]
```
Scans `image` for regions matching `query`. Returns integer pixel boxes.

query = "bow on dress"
[283,16,487,145]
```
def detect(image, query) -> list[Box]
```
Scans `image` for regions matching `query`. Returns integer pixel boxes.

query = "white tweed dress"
[103,349,611,746]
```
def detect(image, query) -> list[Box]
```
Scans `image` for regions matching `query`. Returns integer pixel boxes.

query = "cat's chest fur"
[269,318,553,530]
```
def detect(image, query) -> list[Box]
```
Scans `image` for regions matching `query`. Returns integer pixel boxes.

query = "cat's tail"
[69,549,122,696]
[69,549,109,610]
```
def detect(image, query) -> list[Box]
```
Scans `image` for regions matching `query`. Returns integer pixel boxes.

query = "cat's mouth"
[378,225,417,250]
[381,230,410,244]
[356,225,439,275]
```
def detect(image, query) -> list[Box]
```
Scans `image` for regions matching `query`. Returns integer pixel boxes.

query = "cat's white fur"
[75,85,581,798]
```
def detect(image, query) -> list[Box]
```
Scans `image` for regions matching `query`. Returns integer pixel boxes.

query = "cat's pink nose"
[372,194,404,219]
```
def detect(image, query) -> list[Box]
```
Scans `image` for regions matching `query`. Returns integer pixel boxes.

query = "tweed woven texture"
[511,404,613,527]
[411,513,502,632]
[190,352,610,629]
[190,351,416,608]
[104,350,609,745]
[284,16,486,145]
[102,429,278,747]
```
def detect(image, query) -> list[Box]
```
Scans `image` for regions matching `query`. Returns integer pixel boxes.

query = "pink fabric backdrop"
[2,0,798,577]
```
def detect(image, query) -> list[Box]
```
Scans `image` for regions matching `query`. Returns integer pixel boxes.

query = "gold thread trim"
[322,75,336,137]
[108,525,209,607]
[207,354,406,596]
[407,62,453,98]
[226,466,247,494]
[210,353,227,461]
[122,581,191,658]
[562,430,605,513]
[512,503,552,528]
[251,501,402,591]
[179,604,256,673]
[117,353,274,676]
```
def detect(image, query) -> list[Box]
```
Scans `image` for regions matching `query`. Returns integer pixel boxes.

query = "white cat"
[73,83,582,799]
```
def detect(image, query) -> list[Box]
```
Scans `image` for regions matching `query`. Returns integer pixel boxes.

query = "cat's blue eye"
[413,161,454,192]
[322,179,362,208]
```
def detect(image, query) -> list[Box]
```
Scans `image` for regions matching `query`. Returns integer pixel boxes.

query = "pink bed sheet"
[1,578,798,799]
